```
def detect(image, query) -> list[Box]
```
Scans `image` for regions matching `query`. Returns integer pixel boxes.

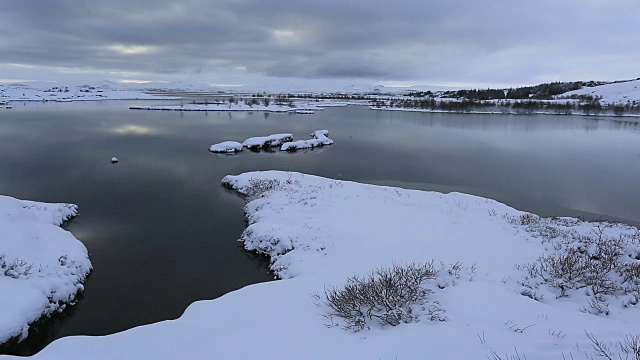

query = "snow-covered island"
[128,99,353,113]
[210,131,334,154]
[208,141,244,154]
[0,196,91,347]
[280,130,334,151]
[130,103,297,112]
[22,171,640,360]
[242,133,294,151]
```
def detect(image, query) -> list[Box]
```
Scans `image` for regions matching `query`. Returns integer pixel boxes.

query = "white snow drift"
[0,196,90,345]
[23,171,640,360]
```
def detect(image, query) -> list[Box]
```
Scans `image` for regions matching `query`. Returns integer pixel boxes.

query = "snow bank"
[27,171,640,360]
[242,134,294,151]
[209,141,244,154]
[0,196,90,346]
[280,130,333,151]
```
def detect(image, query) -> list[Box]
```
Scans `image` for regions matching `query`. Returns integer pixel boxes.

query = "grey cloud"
[1,0,639,85]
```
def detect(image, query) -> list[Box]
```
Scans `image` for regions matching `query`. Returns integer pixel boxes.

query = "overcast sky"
[1,0,639,88]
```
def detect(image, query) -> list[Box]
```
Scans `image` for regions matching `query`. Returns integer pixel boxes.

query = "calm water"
[1,101,639,355]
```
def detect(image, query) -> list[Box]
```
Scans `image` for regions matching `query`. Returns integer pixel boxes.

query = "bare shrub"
[516,219,640,313]
[515,213,540,226]
[318,262,438,331]
[581,296,610,316]
[620,334,640,359]
[587,332,640,360]
[488,347,528,360]
[0,254,35,279]
[243,178,282,201]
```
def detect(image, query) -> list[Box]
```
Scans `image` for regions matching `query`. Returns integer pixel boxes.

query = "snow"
[111,157,119,163]
[0,84,177,103]
[210,131,333,154]
[559,79,640,104]
[0,196,90,345]
[369,104,640,118]
[22,171,640,360]
[209,141,244,154]
[280,130,334,151]
[242,133,294,150]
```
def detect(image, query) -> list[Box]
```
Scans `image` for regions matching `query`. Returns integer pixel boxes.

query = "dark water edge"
[0,101,639,355]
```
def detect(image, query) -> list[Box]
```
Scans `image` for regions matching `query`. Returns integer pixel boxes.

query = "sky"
[0,0,639,89]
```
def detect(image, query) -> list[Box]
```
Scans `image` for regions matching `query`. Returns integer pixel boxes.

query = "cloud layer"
[1,0,639,86]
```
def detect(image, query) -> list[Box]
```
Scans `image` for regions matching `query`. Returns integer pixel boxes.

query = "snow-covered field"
[19,171,640,360]
[0,84,177,103]
[559,79,640,104]
[0,196,91,346]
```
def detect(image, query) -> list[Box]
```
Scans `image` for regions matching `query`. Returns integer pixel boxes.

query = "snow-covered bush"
[587,333,640,360]
[317,262,438,331]
[314,261,476,331]
[512,215,640,314]
[0,254,34,279]
[242,178,282,201]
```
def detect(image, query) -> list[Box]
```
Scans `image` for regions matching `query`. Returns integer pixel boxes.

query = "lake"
[1,100,639,355]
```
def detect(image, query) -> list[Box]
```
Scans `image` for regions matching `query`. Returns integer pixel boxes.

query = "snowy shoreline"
[0,196,91,348]
[369,106,640,119]
[129,99,354,113]
[21,171,640,360]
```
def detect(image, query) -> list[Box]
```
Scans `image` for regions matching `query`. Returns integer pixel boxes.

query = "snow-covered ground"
[559,79,640,104]
[20,171,640,360]
[0,196,91,346]
[0,84,177,103]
